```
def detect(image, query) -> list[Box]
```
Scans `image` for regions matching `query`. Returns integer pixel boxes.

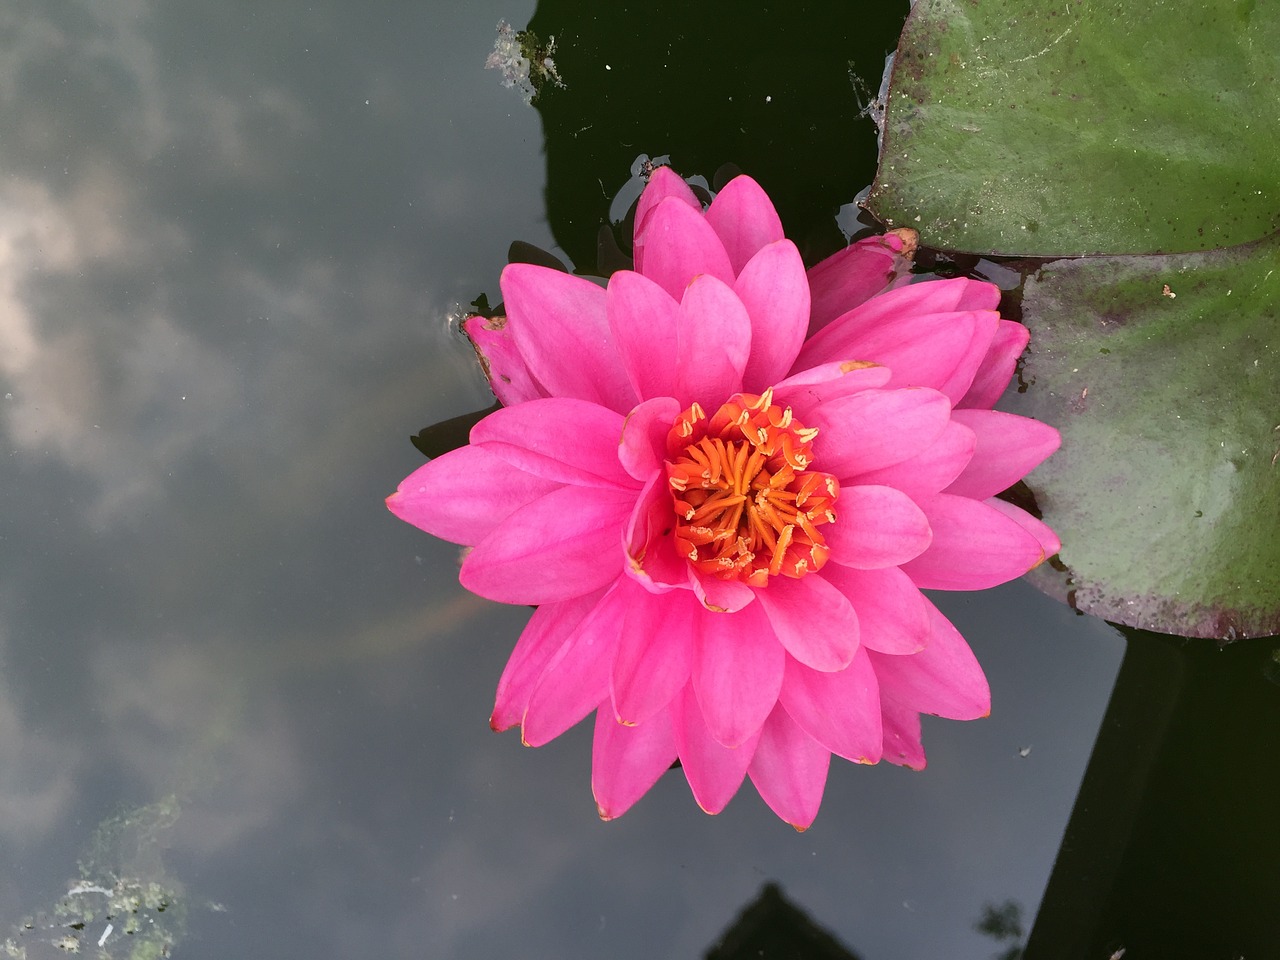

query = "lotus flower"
[388,168,1060,829]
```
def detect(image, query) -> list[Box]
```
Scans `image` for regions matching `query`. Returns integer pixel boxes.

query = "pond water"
[5,1,1269,958]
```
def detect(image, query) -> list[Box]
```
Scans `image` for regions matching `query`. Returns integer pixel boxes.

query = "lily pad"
[1014,232,1280,638]
[867,0,1280,256]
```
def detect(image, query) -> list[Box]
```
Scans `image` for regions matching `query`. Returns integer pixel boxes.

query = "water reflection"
[975,900,1026,960]
[0,1,1129,958]
[526,0,894,270]
[1026,631,1280,958]
[706,882,862,960]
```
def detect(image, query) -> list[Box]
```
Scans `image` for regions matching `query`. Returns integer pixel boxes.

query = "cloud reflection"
[0,0,542,926]
[0,666,79,840]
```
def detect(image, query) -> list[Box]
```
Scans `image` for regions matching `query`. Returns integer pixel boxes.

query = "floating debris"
[485,20,564,105]
[1,796,214,960]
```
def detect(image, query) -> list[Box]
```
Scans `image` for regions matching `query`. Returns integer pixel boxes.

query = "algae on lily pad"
[867,0,1280,257]
[1014,233,1280,638]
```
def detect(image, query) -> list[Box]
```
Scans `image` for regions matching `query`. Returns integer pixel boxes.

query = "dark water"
[4,0,1237,957]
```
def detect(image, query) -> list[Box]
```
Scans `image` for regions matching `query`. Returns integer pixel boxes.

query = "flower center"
[665,389,839,587]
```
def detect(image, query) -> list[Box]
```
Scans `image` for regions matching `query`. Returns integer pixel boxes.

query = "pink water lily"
[388,168,1060,829]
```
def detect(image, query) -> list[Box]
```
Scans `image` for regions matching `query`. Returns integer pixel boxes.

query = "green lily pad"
[1014,232,1280,639]
[867,0,1280,256]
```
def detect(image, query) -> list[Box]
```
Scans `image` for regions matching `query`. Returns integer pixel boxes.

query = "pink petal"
[985,498,1062,559]
[703,175,785,275]
[673,274,751,409]
[756,573,860,671]
[954,278,1002,310]
[734,240,810,389]
[899,493,1046,590]
[470,398,634,489]
[747,704,831,830]
[825,484,933,569]
[634,166,701,272]
[637,198,736,303]
[673,684,760,814]
[797,307,1000,405]
[847,419,977,502]
[771,361,892,418]
[611,585,696,726]
[592,707,678,820]
[870,598,990,720]
[806,230,916,334]
[926,313,1003,404]
[944,409,1061,500]
[958,319,1029,410]
[932,313,1002,404]
[624,475,689,593]
[636,166,701,219]
[619,396,680,483]
[820,565,931,655]
[491,590,605,731]
[797,276,989,365]
[461,486,633,604]
[463,314,547,405]
[779,648,882,763]
[521,584,628,746]
[690,568,756,613]
[808,387,952,478]
[880,697,927,770]
[386,445,560,545]
[693,602,785,747]
[500,263,636,415]
[885,275,1000,312]
[606,270,680,402]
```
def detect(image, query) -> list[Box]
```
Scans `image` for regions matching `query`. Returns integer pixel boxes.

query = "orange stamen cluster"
[665,389,839,586]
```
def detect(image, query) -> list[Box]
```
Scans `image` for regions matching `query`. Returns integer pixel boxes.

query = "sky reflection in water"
[0,2,1123,957]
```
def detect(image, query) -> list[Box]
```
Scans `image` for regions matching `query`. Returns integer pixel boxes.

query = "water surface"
[0,3,1126,957]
